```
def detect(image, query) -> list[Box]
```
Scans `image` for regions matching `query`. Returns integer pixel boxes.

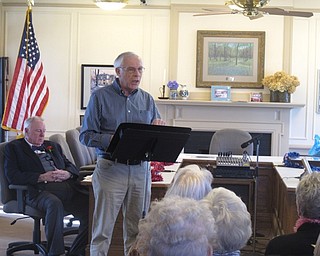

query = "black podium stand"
[106,122,192,163]
[106,122,192,218]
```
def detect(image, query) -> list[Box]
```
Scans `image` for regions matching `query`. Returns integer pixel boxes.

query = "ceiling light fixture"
[228,0,269,9]
[95,0,128,11]
[226,0,269,17]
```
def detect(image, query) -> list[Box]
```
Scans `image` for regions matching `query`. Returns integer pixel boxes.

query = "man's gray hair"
[23,116,44,134]
[114,52,141,68]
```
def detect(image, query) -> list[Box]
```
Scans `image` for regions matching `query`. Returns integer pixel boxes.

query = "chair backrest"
[49,134,75,165]
[0,142,15,205]
[65,128,96,169]
[209,128,253,155]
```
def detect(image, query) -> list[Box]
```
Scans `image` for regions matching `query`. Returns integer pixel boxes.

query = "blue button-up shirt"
[80,79,161,156]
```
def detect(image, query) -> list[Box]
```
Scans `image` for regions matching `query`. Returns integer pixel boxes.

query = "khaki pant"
[90,158,150,256]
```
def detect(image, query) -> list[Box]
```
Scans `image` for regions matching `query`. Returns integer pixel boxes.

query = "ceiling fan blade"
[202,8,230,12]
[194,7,234,17]
[194,12,232,16]
[259,7,313,18]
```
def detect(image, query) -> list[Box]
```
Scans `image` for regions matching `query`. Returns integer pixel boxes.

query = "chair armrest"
[8,184,28,213]
[78,169,94,181]
[80,164,96,171]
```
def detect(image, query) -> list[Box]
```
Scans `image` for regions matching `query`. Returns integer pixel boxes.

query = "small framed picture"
[251,92,263,102]
[211,86,231,101]
[81,64,116,109]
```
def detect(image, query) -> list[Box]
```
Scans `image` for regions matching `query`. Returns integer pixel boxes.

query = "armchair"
[65,128,96,175]
[49,133,75,165]
[209,128,254,155]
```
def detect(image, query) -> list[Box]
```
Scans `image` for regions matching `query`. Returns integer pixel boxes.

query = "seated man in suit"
[4,116,89,256]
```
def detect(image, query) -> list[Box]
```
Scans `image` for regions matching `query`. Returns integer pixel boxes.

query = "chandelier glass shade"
[229,0,269,8]
[226,0,270,16]
[95,0,128,11]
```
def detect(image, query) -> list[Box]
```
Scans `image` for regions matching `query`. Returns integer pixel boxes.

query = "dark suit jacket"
[265,222,320,256]
[4,138,80,199]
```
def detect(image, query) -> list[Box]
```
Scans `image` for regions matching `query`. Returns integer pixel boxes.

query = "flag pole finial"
[27,0,34,9]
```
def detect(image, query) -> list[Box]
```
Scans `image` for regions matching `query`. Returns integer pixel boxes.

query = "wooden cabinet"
[272,168,299,235]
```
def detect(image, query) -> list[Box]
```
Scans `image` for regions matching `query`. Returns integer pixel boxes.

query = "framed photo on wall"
[196,30,265,89]
[81,64,116,109]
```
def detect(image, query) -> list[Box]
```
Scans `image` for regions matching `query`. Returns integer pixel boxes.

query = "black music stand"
[242,134,262,252]
[106,122,192,217]
[252,136,261,253]
[106,123,191,163]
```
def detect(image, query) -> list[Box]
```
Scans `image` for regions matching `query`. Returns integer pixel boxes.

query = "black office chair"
[0,142,78,255]
[0,142,48,255]
[209,128,254,155]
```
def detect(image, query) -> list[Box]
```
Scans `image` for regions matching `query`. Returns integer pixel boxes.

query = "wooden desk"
[272,167,304,234]
[178,155,280,230]
[80,155,300,255]
[80,165,177,256]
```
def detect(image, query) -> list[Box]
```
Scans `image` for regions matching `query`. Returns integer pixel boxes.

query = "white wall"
[3,6,170,135]
[1,1,320,154]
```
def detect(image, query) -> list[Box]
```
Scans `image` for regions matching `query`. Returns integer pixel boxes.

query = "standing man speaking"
[80,52,165,255]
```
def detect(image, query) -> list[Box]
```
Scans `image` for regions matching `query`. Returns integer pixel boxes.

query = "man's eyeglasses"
[119,67,145,74]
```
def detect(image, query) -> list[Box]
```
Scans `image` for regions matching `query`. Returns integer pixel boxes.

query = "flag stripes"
[1,7,49,133]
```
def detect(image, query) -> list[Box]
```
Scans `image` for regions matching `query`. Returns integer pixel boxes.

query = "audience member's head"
[265,172,320,256]
[133,196,217,256]
[296,171,320,219]
[23,116,46,146]
[201,187,252,255]
[165,164,213,200]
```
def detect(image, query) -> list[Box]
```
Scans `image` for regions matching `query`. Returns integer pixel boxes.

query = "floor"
[0,205,77,256]
[0,205,271,256]
[241,231,272,256]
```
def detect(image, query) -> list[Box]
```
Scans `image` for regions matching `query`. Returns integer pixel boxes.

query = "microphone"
[241,134,263,149]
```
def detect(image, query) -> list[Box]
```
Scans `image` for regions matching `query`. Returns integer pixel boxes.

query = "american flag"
[1,7,49,133]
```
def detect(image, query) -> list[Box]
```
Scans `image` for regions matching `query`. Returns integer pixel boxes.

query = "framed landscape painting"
[196,30,265,88]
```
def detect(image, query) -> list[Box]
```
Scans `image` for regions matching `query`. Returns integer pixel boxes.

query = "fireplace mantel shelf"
[156,100,304,156]
[155,99,304,109]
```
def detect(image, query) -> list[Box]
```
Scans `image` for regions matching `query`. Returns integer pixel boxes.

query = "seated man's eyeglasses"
[119,66,145,74]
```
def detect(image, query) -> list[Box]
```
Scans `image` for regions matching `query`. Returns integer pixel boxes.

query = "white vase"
[179,85,189,100]
[169,89,178,100]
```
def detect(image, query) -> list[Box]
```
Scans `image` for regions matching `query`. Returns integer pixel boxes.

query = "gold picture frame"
[196,30,265,88]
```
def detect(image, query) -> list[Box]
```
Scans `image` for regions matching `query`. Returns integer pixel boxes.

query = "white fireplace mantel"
[156,100,305,156]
